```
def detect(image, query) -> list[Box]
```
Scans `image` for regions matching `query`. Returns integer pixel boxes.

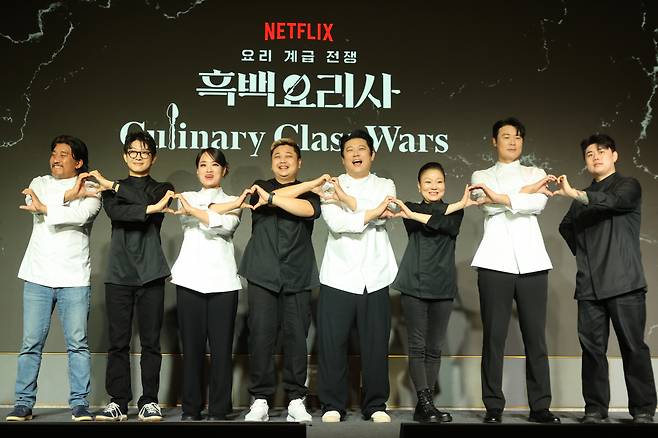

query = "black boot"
[414,389,438,423]
[414,389,453,423]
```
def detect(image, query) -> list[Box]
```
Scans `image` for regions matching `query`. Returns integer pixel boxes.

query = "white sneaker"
[322,410,341,423]
[138,402,162,422]
[371,411,391,423]
[287,398,312,422]
[245,399,269,421]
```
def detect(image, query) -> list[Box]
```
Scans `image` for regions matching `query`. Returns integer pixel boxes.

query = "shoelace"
[104,402,121,414]
[142,404,160,415]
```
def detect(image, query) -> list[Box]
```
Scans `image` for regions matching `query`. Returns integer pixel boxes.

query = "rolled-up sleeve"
[508,192,548,215]
[321,201,368,234]
[584,177,641,213]
[201,210,241,236]
[45,196,101,226]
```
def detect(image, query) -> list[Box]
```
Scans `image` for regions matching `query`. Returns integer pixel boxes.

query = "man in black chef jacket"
[557,133,657,424]
[239,138,325,423]
[90,131,175,422]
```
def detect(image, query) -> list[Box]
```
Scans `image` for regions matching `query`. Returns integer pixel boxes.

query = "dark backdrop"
[1,0,657,358]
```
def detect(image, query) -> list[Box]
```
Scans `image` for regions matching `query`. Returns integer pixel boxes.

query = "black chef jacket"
[393,200,464,299]
[238,179,321,293]
[102,175,174,286]
[559,172,647,300]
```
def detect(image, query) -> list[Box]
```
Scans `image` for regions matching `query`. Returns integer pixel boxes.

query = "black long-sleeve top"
[102,175,174,286]
[238,179,321,293]
[559,172,646,301]
[392,200,464,300]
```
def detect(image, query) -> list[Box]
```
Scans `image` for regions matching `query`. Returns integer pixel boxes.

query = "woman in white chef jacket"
[170,149,250,421]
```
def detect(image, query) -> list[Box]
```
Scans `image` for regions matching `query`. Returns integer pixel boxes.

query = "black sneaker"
[71,405,93,421]
[6,405,33,421]
[95,402,127,421]
[138,402,162,422]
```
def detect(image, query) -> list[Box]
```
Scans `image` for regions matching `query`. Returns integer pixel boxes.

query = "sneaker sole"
[321,416,341,423]
[6,415,33,421]
[72,415,93,421]
[138,416,162,422]
[286,414,312,423]
[95,415,127,421]
[244,415,269,422]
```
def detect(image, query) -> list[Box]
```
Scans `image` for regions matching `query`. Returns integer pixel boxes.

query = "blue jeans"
[14,281,91,408]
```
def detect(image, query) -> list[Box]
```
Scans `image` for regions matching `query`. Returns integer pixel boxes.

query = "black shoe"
[580,412,608,424]
[528,409,560,424]
[633,413,654,424]
[6,405,33,421]
[484,410,502,423]
[181,413,203,421]
[207,414,227,421]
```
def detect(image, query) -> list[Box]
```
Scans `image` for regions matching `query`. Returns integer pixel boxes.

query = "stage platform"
[1,407,656,435]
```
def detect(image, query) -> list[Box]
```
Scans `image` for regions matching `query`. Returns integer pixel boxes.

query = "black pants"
[247,282,311,401]
[578,289,657,417]
[478,269,551,412]
[105,279,165,412]
[177,286,238,416]
[317,285,391,419]
[401,294,453,393]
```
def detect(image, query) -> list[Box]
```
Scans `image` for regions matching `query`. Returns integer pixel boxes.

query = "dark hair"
[417,161,445,182]
[270,138,301,159]
[339,128,374,157]
[492,117,526,139]
[195,149,229,175]
[580,133,616,158]
[50,134,89,173]
[123,130,157,156]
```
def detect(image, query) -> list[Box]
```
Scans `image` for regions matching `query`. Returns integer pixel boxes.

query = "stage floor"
[0,407,653,435]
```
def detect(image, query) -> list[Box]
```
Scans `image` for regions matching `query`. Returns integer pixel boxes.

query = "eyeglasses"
[126,150,152,159]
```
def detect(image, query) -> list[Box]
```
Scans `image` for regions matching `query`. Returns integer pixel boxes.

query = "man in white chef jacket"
[316,128,398,424]
[7,135,100,422]
[470,118,560,424]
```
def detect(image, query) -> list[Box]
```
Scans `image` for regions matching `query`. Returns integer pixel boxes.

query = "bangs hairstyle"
[580,133,617,158]
[339,128,374,157]
[195,149,229,175]
[417,161,445,182]
[50,134,89,173]
[492,117,526,139]
[123,130,157,156]
[270,138,301,158]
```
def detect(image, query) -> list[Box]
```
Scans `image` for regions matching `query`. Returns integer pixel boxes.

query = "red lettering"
[307,22,315,40]
[323,23,333,41]
[264,22,275,40]
[264,22,334,42]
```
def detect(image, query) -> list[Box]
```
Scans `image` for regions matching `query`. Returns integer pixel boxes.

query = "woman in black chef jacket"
[391,161,480,423]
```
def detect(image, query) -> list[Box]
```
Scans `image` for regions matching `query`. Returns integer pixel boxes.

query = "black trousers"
[247,282,311,401]
[105,279,165,412]
[177,286,238,416]
[478,269,551,412]
[578,289,657,417]
[401,294,453,393]
[317,285,391,419]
